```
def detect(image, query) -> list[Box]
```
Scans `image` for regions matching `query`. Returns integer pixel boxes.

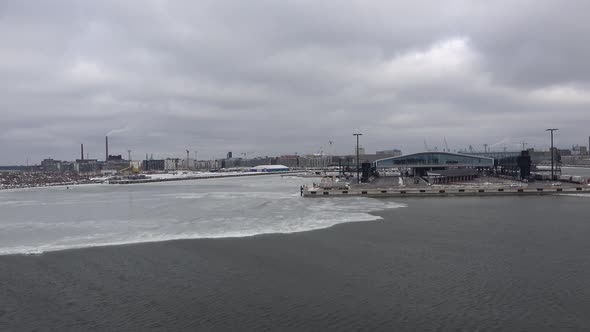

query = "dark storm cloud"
[1,0,589,164]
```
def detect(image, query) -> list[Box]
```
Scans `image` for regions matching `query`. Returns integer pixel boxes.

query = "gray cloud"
[1,0,589,164]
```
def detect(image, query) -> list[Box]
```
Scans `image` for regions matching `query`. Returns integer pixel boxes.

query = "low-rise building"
[301,155,331,168]
[102,160,131,174]
[376,149,402,156]
[40,159,62,173]
[75,159,100,176]
[277,155,300,168]
[142,159,165,171]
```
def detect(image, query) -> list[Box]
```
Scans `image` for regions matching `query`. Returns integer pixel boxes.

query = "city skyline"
[7,135,590,167]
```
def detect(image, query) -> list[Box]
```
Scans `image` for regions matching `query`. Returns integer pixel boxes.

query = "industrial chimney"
[105,136,109,161]
[81,144,84,161]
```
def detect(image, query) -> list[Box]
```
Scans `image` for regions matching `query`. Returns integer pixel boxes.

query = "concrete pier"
[302,186,590,197]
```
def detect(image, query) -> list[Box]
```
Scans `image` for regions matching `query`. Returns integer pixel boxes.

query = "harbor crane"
[317,146,324,155]
[118,165,139,175]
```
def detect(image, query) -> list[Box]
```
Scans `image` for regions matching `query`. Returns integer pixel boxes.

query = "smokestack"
[105,136,109,161]
[81,144,84,161]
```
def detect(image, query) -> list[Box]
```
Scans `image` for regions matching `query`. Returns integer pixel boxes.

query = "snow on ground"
[146,171,254,180]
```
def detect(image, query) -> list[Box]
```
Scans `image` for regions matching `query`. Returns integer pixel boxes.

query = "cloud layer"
[1,0,589,164]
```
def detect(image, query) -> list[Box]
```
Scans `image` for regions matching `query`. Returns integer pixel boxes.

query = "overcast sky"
[1,0,589,164]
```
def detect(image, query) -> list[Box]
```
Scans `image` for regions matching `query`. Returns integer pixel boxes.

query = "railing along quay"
[302,186,590,197]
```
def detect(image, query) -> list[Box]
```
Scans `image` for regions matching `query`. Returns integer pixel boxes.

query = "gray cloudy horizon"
[1,0,589,164]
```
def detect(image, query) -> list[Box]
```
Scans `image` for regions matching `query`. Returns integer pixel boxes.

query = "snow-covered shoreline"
[107,170,303,184]
[0,171,305,191]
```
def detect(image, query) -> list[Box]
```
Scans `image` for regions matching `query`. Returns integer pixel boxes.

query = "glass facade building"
[375,152,494,168]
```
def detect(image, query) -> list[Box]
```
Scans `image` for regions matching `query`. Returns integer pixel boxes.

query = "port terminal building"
[374,152,495,182]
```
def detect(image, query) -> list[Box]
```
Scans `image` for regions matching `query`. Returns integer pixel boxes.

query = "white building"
[165,158,181,171]
[302,155,332,168]
[249,165,289,172]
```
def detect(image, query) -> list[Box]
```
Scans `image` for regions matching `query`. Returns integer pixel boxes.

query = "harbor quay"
[300,151,590,198]
[300,171,590,198]
[302,185,590,198]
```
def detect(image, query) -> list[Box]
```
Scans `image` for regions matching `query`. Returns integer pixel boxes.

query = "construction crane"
[317,145,324,155]
[118,165,139,174]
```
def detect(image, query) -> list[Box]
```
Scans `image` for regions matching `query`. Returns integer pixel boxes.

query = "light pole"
[353,133,362,184]
[186,150,190,170]
[546,128,558,180]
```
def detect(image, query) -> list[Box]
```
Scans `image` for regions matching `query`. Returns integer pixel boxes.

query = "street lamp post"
[353,133,362,184]
[546,128,558,181]
[186,150,190,170]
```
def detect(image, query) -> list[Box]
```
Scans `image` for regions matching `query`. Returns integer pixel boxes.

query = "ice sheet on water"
[156,193,209,199]
[0,200,42,206]
[0,176,406,255]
